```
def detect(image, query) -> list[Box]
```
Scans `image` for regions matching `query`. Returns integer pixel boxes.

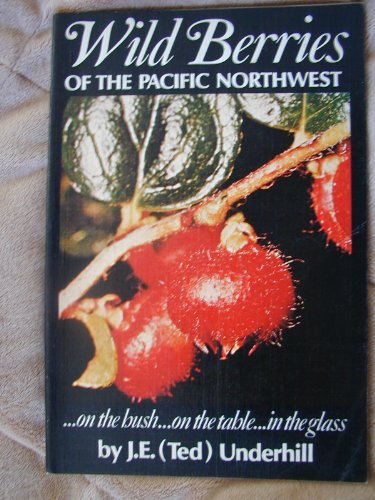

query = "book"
[46,3,367,480]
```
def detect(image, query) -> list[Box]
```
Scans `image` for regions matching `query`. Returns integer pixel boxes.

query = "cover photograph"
[46,3,367,480]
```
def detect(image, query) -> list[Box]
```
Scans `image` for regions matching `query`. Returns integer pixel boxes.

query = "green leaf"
[62,94,242,210]
[62,97,138,203]
[237,93,350,136]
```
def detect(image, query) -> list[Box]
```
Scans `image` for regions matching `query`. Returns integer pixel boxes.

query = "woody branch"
[59,120,350,317]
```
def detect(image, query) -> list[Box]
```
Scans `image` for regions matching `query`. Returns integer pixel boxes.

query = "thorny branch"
[59,120,350,318]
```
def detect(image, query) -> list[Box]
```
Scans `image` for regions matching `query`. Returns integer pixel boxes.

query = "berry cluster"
[111,140,352,401]
[68,139,352,402]
[113,215,295,401]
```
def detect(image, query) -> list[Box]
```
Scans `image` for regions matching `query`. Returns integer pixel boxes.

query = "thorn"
[194,339,209,354]
[230,340,242,355]
[248,343,260,357]
[206,341,218,354]
[220,344,231,360]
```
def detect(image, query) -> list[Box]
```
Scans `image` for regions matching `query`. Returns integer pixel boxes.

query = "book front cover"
[46,3,367,480]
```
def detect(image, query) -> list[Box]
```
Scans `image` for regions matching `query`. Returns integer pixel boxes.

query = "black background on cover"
[46,4,367,480]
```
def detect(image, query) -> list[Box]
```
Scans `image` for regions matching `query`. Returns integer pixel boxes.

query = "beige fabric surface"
[0,0,374,497]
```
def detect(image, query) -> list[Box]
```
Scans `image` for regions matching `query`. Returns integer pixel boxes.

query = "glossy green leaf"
[62,94,242,210]
[237,93,350,135]
[62,97,138,203]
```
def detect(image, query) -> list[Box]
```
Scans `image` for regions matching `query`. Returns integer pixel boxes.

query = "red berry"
[333,146,351,241]
[166,240,295,357]
[309,140,351,253]
[112,288,194,401]
[128,225,221,286]
[127,243,159,285]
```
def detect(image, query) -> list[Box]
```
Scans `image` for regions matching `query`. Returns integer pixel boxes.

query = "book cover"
[46,3,367,480]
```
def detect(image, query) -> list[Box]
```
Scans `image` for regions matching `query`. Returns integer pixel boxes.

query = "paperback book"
[46,2,367,480]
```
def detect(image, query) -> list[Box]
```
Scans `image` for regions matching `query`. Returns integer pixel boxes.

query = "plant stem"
[59,120,350,317]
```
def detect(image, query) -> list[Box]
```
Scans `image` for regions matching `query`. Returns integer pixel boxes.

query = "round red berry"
[309,140,351,253]
[332,144,351,245]
[128,225,221,286]
[112,288,194,401]
[127,242,159,285]
[166,239,295,356]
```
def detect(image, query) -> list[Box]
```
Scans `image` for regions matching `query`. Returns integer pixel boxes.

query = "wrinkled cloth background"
[0,0,374,498]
